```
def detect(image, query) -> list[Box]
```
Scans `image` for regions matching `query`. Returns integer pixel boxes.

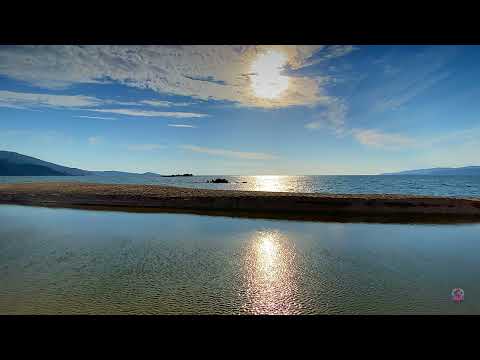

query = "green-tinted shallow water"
[0,204,479,314]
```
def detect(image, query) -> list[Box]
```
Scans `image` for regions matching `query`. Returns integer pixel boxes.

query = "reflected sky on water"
[1,204,480,314]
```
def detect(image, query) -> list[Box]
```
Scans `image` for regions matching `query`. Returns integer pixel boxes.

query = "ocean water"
[1,174,480,198]
[0,204,478,314]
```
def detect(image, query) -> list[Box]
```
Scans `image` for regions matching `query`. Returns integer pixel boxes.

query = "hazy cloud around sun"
[0,45,355,108]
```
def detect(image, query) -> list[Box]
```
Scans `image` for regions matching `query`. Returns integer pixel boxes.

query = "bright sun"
[250,50,289,99]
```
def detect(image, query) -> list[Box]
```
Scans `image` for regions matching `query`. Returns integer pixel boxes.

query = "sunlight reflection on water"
[250,175,294,192]
[242,229,300,315]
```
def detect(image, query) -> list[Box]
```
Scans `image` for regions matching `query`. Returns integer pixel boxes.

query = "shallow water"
[2,174,480,198]
[0,205,478,314]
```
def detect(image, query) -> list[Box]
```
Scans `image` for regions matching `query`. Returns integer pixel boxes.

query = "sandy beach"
[1,182,480,223]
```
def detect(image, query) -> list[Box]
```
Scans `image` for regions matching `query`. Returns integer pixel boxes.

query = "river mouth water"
[0,204,478,314]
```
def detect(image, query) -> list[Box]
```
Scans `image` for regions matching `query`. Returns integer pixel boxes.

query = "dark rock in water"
[207,178,229,183]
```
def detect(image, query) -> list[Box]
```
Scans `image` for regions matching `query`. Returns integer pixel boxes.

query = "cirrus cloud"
[168,124,196,128]
[74,115,117,120]
[0,90,102,108]
[352,129,415,150]
[180,145,276,160]
[305,99,348,135]
[140,100,193,107]
[87,108,208,118]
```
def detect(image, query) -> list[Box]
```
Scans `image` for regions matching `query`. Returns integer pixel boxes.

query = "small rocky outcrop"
[207,178,229,183]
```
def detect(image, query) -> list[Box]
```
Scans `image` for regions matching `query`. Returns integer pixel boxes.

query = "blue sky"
[1,45,479,175]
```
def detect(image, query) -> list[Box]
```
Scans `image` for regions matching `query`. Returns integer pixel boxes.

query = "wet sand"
[1,182,480,223]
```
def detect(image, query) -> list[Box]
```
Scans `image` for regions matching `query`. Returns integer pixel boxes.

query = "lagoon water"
[2,174,480,198]
[1,204,479,314]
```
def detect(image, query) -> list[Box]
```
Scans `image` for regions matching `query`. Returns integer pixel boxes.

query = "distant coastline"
[4,149,480,178]
[382,166,480,175]
[0,150,193,177]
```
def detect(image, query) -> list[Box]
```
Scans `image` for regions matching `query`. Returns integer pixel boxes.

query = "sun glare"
[250,50,289,99]
[241,230,299,315]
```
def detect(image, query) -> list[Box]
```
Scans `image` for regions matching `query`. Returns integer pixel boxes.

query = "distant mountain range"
[382,166,480,175]
[0,151,90,176]
[3,150,479,177]
[0,150,175,176]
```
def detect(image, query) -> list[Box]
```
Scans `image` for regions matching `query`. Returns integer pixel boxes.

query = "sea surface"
[1,174,480,197]
[0,204,478,314]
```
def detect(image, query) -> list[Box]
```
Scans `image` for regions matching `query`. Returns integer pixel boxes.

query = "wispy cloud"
[87,108,208,118]
[0,89,206,121]
[88,136,103,145]
[74,115,117,120]
[0,90,101,109]
[303,95,418,151]
[0,102,28,110]
[298,45,358,68]
[305,99,347,135]
[0,90,208,119]
[181,145,276,160]
[352,129,415,150]
[0,45,355,108]
[323,45,357,60]
[140,100,192,107]
[168,124,196,128]
[127,144,165,151]
[369,47,458,113]
[343,125,480,152]
[375,71,450,112]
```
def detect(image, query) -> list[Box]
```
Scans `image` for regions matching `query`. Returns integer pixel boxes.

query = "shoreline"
[1,182,480,224]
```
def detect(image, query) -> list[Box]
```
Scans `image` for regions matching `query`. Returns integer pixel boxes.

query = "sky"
[1,45,480,175]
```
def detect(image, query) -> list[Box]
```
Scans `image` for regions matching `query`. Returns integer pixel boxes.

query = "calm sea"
[1,174,480,197]
[0,204,478,314]
[2,174,479,314]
